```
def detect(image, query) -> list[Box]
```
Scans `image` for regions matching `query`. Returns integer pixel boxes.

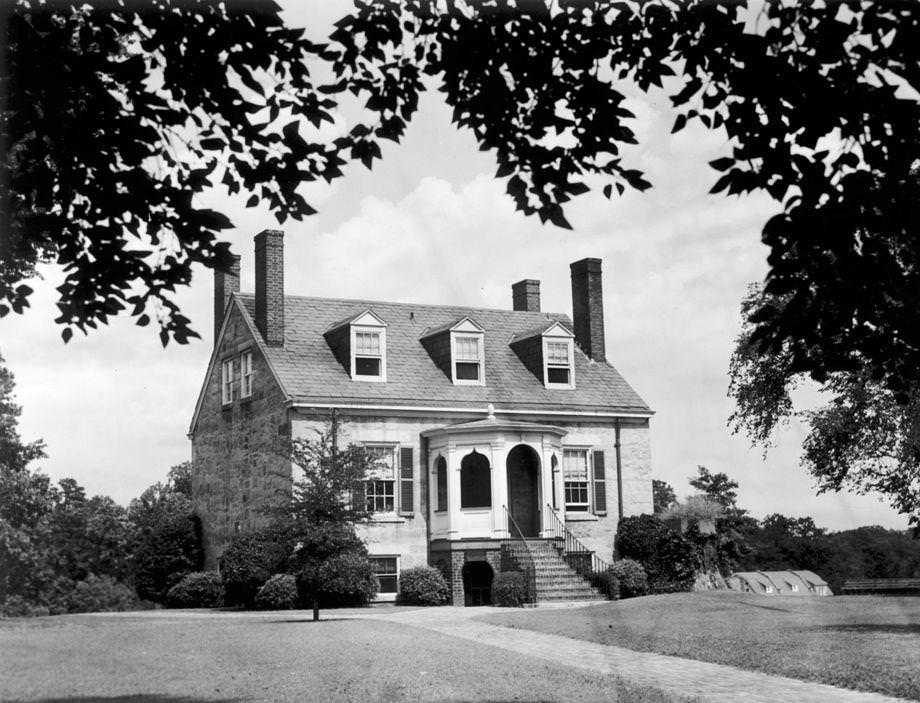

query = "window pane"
[547,367,570,384]
[377,575,398,593]
[355,357,381,376]
[563,449,588,480]
[455,336,480,361]
[460,452,491,508]
[370,557,397,574]
[546,342,569,364]
[365,446,395,478]
[365,479,395,512]
[355,331,381,355]
[455,362,480,380]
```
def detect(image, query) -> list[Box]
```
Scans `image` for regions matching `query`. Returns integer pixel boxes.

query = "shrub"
[611,559,648,599]
[0,595,49,618]
[492,571,527,607]
[617,514,700,593]
[588,569,620,600]
[308,551,378,607]
[220,529,291,608]
[397,566,449,605]
[66,575,139,613]
[254,574,298,610]
[166,571,224,608]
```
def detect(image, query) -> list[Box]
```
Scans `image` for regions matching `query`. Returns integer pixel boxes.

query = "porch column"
[446,443,461,539]
[489,439,508,537]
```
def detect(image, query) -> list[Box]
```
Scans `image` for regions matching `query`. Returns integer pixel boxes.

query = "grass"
[479,591,920,700]
[0,607,699,703]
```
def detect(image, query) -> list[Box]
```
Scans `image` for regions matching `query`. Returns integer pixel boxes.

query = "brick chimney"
[570,258,605,362]
[512,279,541,312]
[254,229,284,347]
[214,254,241,343]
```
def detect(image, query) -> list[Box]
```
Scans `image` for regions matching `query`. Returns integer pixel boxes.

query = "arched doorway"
[462,561,494,606]
[506,444,541,537]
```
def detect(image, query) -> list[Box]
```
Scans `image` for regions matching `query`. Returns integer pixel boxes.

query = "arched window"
[460,451,491,508]
[436,456,448,512]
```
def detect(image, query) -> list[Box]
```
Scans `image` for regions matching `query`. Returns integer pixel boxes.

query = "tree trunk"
[312,598,319,621]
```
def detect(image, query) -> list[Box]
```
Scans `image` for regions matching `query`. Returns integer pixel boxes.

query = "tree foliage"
[729,285,920,530]
[616,514,700,593]
[652,479,676,514]
[128,463,203,603]
[5,1,918,398]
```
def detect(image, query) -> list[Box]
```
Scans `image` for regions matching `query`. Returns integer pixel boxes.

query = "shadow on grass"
[817,623,920,635]
[737,600,796,613]
[262,617,349,623]
[4,697,238,703]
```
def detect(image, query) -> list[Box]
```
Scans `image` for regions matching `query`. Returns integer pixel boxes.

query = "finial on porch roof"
[487,403,495,418]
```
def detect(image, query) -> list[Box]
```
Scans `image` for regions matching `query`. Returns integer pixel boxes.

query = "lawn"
[480,591,920,700]
[0,607,699,703]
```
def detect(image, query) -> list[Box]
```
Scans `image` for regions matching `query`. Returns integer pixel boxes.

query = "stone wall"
[191,304,291,569]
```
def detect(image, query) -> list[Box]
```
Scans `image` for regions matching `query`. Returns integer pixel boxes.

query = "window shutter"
[593,450,607,515]
[399,447,414,516]
[351,480,366,515]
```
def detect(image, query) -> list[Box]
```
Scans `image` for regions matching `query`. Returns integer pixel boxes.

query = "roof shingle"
[237,294,651,414]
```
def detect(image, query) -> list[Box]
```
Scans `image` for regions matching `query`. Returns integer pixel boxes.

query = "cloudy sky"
[0,3,907,531]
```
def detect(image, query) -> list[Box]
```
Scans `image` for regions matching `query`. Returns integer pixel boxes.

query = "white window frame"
[562,446,591,513]
[363,443,398,514]
[351,325,387,382]
[221,358,234,404]
[543,336,575,389]
[369,555,400,602]
[240,350,253,399]
[451,332,485,386]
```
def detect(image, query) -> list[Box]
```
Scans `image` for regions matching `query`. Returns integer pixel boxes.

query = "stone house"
[189,230,654,604]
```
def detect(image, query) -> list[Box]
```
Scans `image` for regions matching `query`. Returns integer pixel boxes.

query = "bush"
[617,514,700,593]
[254,574,298,610]
[308,551,378,608]
[611,559,648,599]
[492,571,527,607]
[588,569,620,600]
[66,575,139,613]
[166,571,224,608]
[0,595,49,618]
[397,566,450,605]
[220,529,291,608]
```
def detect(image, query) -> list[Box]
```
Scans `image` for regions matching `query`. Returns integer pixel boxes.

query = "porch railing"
[501,505,537,605]
[546,504,615,598]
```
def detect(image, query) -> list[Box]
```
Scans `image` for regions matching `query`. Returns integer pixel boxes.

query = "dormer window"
[325,309,388,383]
[545,339,573,386]
[354,330,382,377]
[453,335,483,383]
[420,316,486,386]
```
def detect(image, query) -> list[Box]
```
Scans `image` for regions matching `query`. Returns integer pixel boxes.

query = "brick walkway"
[366,605,911,703]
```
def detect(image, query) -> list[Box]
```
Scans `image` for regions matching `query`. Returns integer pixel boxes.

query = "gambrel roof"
[230,293,650,415]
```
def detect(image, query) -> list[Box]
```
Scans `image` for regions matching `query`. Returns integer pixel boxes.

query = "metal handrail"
[501,505,538,605]
[546,504,614,596]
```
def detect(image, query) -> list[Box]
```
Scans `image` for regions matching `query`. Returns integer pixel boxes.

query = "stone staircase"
[524,539,604,602]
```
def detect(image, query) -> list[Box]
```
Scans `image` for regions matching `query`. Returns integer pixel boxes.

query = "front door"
[506,444,540,537]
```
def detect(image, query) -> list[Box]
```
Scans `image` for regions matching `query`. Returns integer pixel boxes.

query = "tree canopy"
[3,1,917,384]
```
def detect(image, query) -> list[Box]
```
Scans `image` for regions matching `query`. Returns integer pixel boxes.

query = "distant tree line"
[645,469,920,593]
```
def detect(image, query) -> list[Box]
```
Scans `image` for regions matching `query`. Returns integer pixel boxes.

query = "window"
[240,351,253,398]
[221,358,234,404]
[370,556,399,600]
[436,456,448,512]
[460,451,491,508]
[364,444,397,513]
[454,334,483,382]
[545,341,572,385]
[563,448,590,512]
[354,330,382,377]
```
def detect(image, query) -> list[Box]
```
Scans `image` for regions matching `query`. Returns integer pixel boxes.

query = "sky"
[0,3,908,532]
